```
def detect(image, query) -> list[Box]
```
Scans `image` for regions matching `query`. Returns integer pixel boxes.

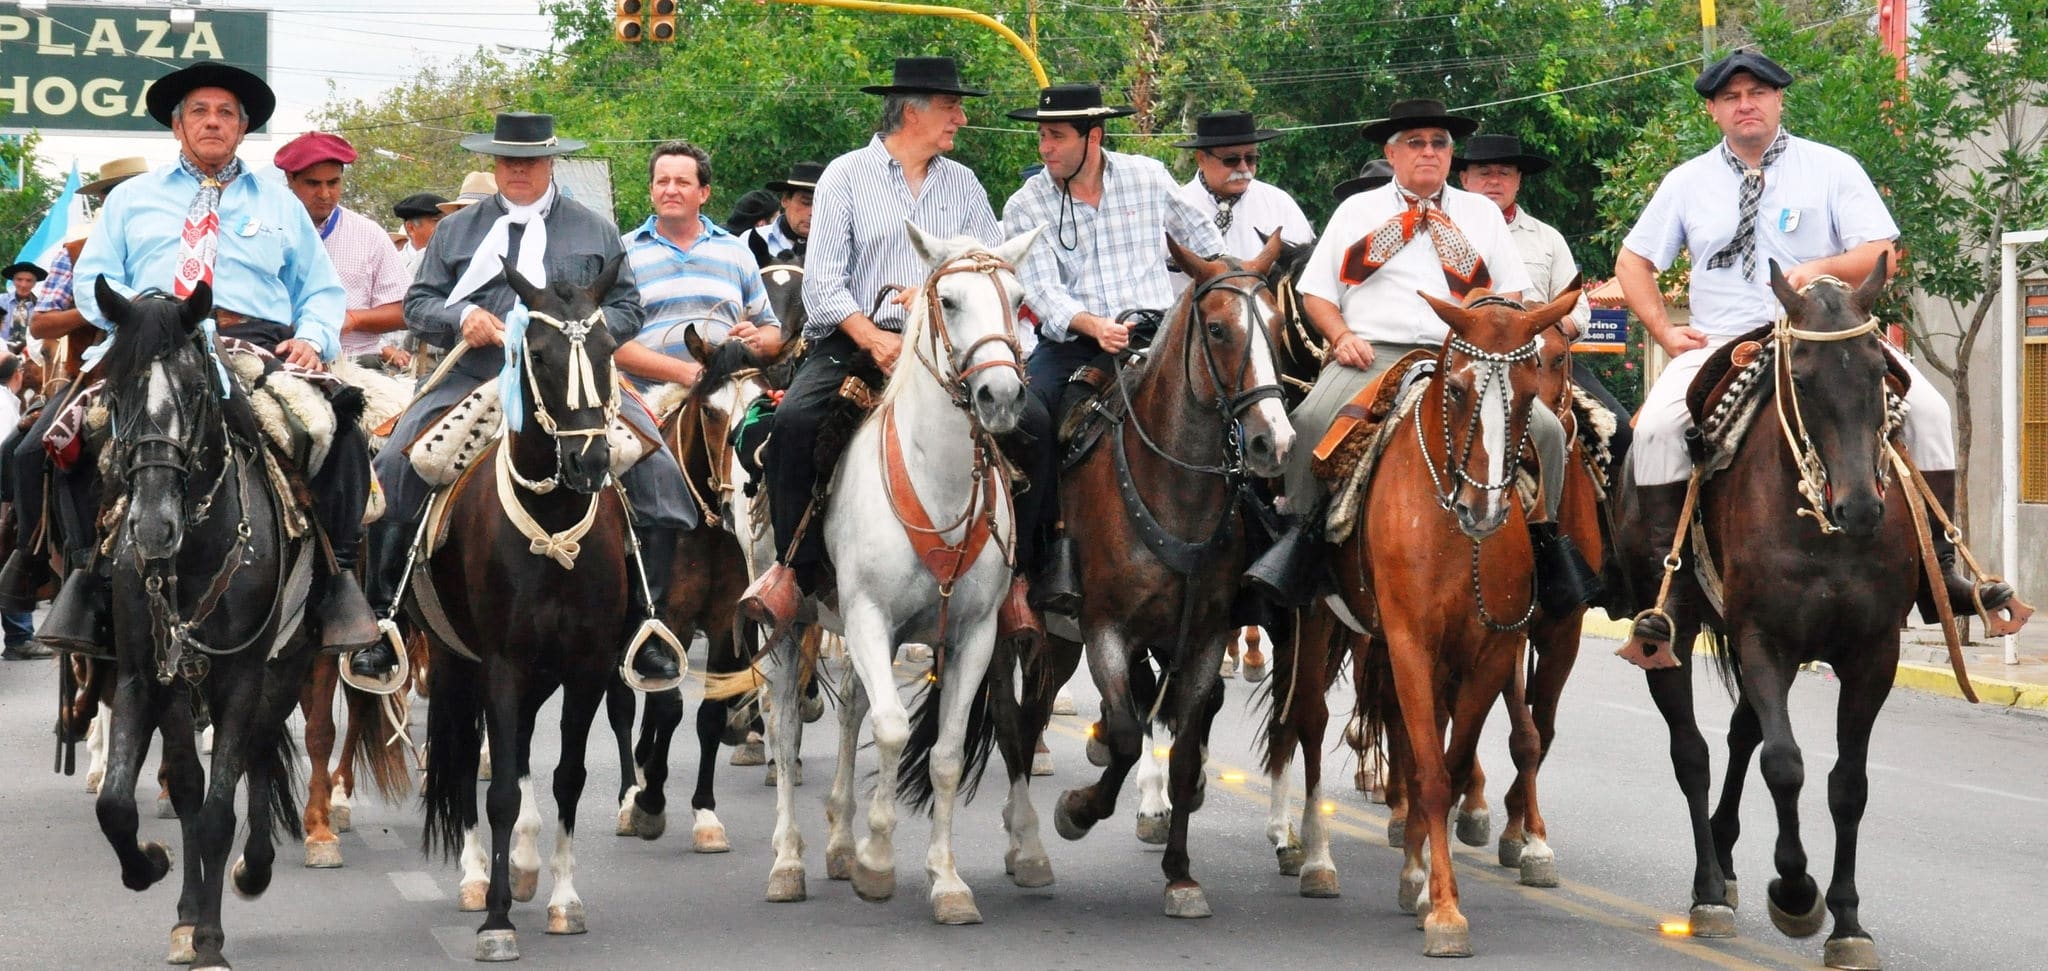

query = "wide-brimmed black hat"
[860,56,989,97]
[1359,98,1478,143]
[1451,133,1552,175]
[145,61,276,129]
[393,193,450,219]
[1333,159,1394,203]
[766,161,825,194]
[1173,110,1281,149]
[1695,49,1793,98]
[725,189,781,236]
[459,112,587,158]
[2,261,48,282]
[1007,83,1135,123]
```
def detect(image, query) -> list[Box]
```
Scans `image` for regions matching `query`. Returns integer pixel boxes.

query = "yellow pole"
[1699,0,1716,63]
[771,0,1050,88]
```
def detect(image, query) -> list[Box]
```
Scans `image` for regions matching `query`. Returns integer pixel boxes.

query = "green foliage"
[310,57,528,225]
[0,133,62,263]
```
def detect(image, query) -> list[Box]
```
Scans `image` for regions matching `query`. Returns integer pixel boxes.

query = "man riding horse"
[740,56,1052,641]
[30,61,379,656]
[1001,81,1227,612]
[1252,97,1596,611]
[348,111,693,686]
[1612,50,2022,662]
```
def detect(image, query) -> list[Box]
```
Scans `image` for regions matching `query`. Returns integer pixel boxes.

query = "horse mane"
[877,277,939,409]
[690,337,769,404]
[95,291,191,388]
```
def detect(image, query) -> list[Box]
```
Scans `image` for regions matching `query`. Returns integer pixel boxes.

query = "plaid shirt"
[34,249,75,312]
[1001,150,1222,343]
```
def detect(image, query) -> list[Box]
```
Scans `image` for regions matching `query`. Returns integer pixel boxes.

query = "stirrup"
[1615,608,1683,671]
[339,619,411,695]
[1973,581,2034,638]
[621,618,687,693]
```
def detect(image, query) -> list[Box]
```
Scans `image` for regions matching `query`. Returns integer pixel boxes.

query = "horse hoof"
[1276,843,1306,876]
[1387,818,1407,848]
[852,860,896,902]
[800,692,825,724]
[304,838,343,869]
[730,738,766,767]
[1052,794,1093,842]
[1084,733,1109,768]
[156,794,177,819]
[1519,852,1558,888]
[546,902,587,935]
[85,769,103,794]
[932,889,983,925]
[691,810,729,853]
[511,867,539,903]
[766,865,808,902]
[1767,878,1827,939]
[474,929,518,962]
[614,787,640,836]
[1299,865,1340,899]
[826,845,855,881]
[1163,884,1212,919]
[132,841,173,890]
[631,805,666,842]
[330,804,352,834]
[1135,811,1170,846]
[1242,659,1269,683]
[1423,916,1474,958]
[458,880,488,912]
[1455,808,1491,847]
[1825,936,1882,970]
[232,856,271,900]
[1031,749,1054,777]
[168,924,196,964]
[905,643,933,664]
[1725,879,1740,910]
[1218,657,1237,679]
[1007,853,1054,889]
[1051,693,1076,716]
[1397,871,1427,914]
[1689,904,1738,939]
[1497,836,1524,868]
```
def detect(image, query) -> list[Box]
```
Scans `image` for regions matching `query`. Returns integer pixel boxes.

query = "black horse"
[89,279,321,970]
[746,232,807,340]
[1613,257,1920,970]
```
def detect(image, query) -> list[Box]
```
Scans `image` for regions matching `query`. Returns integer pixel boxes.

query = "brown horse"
[1612,259,1933,970]
[1047,235,1291,919]
[1333,289,1578,957]
[296,655,413,867]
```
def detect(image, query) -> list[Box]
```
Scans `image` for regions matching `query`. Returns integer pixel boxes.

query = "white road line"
[430,925,473,962]
[387,870,445,902]
[1947,782,2048,806]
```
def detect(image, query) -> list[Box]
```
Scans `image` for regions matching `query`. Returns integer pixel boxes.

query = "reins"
[1769,276,1888,534]
[498,307,619,568]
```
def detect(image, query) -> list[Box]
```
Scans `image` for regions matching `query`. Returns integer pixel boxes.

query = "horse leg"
[923,615,1002,925]
[1819,645,1894,970]
[687,636,741,852]
[606,679,641,837]
[636,687,686,844]
[1242,625,1269,682]
[508,691,548,905]
[97,670,174,893]
[474,680,525,961]
[299,657,343,868]
[1160,646,1229,919]
[1739,638,1826,942]
[1133,717,1172,845]
[86,701,111,794]
[1056,627,1142,841]
[1499,660,1553,887]
[188,677,260,970]
[158,691,206,965]
[332,681,360,835]
[1260,614,1304,874]
[764,628,817,900]
[1502,621,1581,885]
[821,658,867,889]
[1381,627,1468,957]
[1709,697,1762,909]
[546,681,604,937]
[1291,644,1338,899]
[843,604,906,903]
[232,655,310,907]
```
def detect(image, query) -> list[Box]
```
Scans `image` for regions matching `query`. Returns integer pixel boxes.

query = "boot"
[1616,482,1690,671]
[38,568,112,658]
[347,520,415,680]
[1242,514,1324,609]
[0,546,53,612]
[997,576,1044,651]
[629,526,684,684]
[739,563,804,638]
[319,571,379,653]
[1917,470,2019,626]
[1531,521,1604,618]
[1029,532,1081,615]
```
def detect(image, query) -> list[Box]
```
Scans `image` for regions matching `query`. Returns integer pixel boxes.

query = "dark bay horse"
[1047,234,1292,919]
[415,257,637,962]
[1613,259,1920,971]
[88,279,323,970]
[1334,289,1579,957]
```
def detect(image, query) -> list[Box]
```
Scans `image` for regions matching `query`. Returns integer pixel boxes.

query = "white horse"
[715,223,1046,925]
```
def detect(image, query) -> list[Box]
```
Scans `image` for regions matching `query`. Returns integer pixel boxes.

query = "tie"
[171,154,245,299]
[1337,187,1491,298]
[1704,129,1790,281]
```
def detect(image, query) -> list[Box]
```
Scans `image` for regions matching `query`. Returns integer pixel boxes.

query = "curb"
[1573,613,2048,710]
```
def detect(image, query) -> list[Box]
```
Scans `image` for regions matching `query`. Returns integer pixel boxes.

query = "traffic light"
[614,0,644,43]
[649,0,677,42]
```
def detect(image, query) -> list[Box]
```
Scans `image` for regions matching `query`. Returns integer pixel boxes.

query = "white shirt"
[1299,182,1531,345]
[399,241,428,280]
[0,385,19,471]
[1622,131,1897,338]
[1175,177,1315,260]
[1504,206,1589,331]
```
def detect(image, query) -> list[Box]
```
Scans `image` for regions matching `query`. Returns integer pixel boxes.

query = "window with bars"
[2025,282,2048,503]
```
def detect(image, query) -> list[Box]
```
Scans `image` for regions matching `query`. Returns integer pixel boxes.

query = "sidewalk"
[1579,612,2048,710]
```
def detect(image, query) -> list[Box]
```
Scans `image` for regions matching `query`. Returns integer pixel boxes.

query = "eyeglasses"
[1208,151,1260,168]
[1393,136,1454,153]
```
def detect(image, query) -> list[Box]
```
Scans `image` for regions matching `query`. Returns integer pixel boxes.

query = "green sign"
[0,3,269,133]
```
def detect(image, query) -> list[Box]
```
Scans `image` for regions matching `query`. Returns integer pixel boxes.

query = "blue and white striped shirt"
[802,135,1001,340]
[1002,150,1222,343]
[622,214,779,384]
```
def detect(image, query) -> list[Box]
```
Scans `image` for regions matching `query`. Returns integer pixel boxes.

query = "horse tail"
[421,653,484,862]
[1701,626,1740,700]
[701,657,769,702]
[255,716,305,845]
[341,679,413,804]
[899,655,1000,814]
[1351,634,1393,775]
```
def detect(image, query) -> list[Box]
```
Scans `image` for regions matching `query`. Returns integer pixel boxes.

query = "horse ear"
[747,230,773,267]
[1851,250,1891,316]
[1520,287,1581,341]
[182,280,213,332]
[990,224,1044,268]
[1246,230,1285,277]
[683,323,709,364]
[589,252,625,304]
[1167,235,1219,282]
[904,220,941,266]
[93,276,133,324]
[1418,290,1471,334]
[501,256,545,309]
[1767,259,1803,319]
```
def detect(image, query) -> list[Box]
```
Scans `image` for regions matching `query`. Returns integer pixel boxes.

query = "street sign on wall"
[1575,308,1629,355]
[0,3,270,134]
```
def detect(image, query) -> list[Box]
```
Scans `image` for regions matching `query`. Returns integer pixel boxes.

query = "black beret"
[392,193,450,219]
[1695,49,1793,98]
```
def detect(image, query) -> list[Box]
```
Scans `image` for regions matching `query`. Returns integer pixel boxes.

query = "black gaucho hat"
[860,57,989,98]
[1007,83,1135,123]
[766,161,825,194]
[459,112,587,158]
[146,61,276,129]
[3,261,48,283]
[1359,98,1478,143]
[1695,49,1794,97]
[1172,110,1281,149]
[1451,133,1552,175]
[1333,159,1394,203]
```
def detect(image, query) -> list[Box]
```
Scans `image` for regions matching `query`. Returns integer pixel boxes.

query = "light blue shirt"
[75,159,346,361]
[622,214,779,384]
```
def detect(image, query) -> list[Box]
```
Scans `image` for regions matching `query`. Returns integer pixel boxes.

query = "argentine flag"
[13,162,82,271]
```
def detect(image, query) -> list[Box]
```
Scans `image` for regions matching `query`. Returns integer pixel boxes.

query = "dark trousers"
[8,381,91,563]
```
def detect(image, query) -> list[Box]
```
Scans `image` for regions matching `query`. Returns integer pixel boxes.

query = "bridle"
[912,252,1027,414]
[497,305,619,569]
[1115,268,1285,480]
[1771,275,1894,534]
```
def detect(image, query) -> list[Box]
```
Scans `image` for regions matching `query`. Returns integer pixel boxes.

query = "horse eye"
[940,296,958,312]
[1206,321,1228,340]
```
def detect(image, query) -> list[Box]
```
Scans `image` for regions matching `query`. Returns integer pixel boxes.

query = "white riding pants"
[1631,335,1955,486]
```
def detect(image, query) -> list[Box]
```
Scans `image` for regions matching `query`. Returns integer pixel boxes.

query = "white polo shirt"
[1622,131,1897,338]
[1298,182,1530,345]
[1175,177,1315,260]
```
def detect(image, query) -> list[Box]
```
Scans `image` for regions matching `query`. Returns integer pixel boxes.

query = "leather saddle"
[1309,350,1436,483]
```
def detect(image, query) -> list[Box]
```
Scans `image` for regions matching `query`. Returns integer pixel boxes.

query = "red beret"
[273,131,357,174]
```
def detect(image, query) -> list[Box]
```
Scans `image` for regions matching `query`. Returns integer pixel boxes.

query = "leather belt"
[213,308,263,328]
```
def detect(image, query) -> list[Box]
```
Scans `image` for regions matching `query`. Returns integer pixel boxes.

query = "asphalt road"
[2,631,2043,970]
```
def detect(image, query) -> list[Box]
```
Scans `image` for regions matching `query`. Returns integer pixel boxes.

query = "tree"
[0,133,62,262]
[310,57,529,225]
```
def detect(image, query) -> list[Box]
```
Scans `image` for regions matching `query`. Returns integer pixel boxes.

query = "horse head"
[1767,253,1894,538]
[1419,287,1580,540]
[1166,233,1294,479]
[902,221,1039,434]
[93,276,221,562]
[502,254,623,495]
[1256,231,1324,402]
[748,232,808,336]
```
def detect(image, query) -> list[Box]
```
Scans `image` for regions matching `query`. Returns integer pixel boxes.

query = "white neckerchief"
[445,183,558,307]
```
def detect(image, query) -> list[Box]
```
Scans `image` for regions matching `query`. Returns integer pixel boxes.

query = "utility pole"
[1699,0,1716,64]
[1878,0,1910,80]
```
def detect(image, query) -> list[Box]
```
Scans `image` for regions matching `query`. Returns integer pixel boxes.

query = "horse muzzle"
[1830,487,1886,539]
[558,435,613,494]
[1454,490,1511,541]
[1240,403,1294,479]
[128,492,186,562]
[968,369,1026,435]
